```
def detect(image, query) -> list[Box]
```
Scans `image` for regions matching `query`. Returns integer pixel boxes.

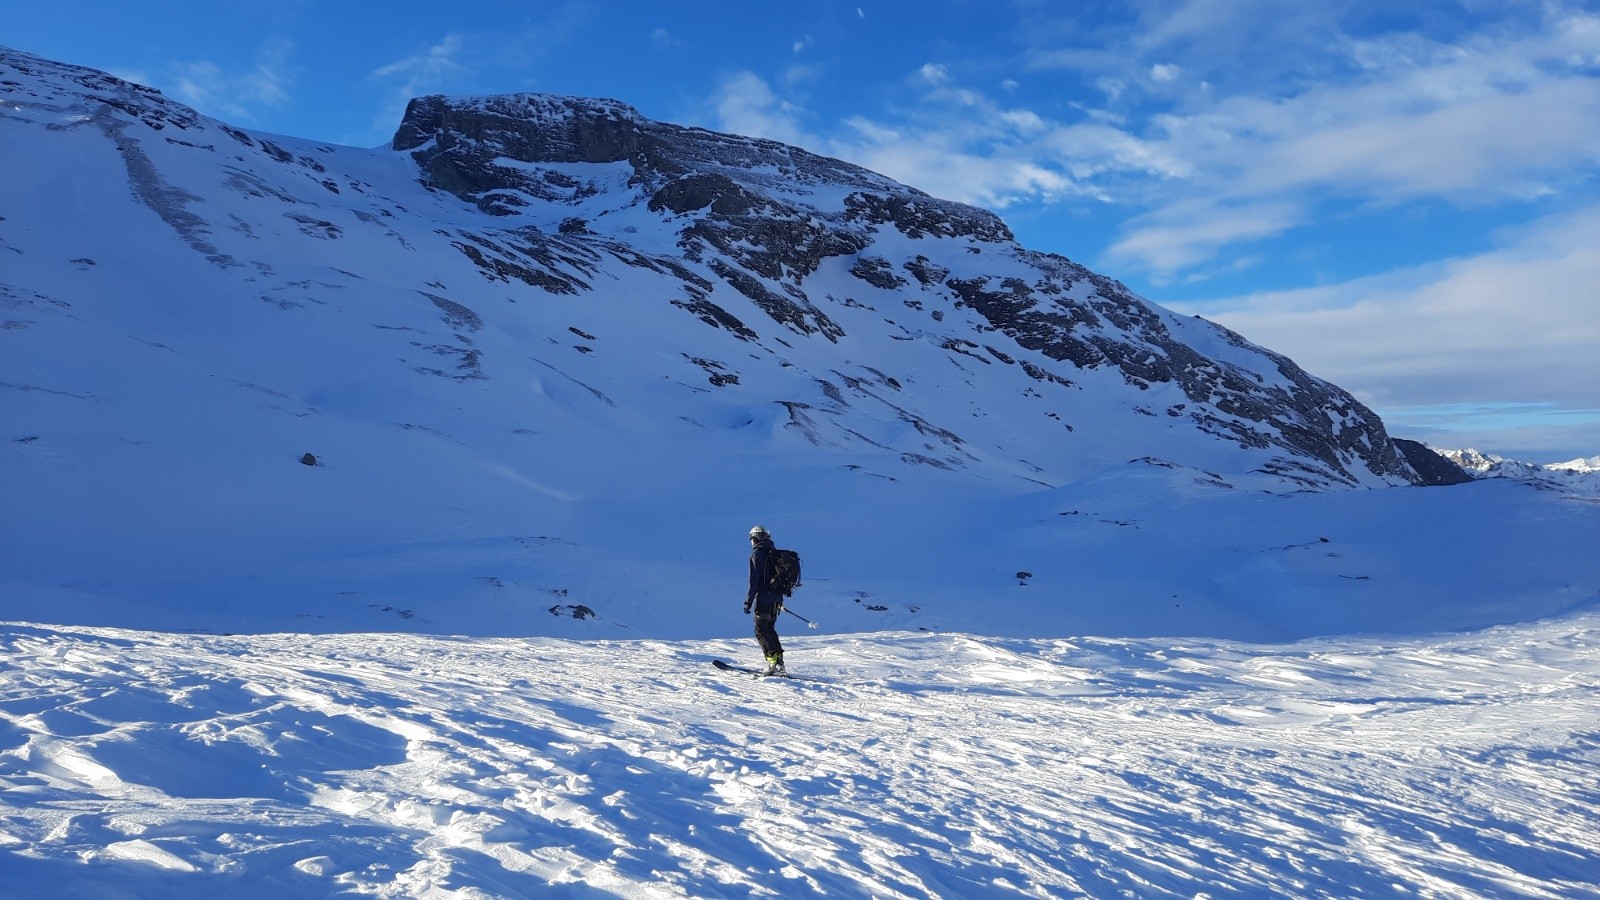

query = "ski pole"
[784,607,819,629]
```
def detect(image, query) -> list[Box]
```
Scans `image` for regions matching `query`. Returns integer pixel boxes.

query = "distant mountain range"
[1437,449,1600,497]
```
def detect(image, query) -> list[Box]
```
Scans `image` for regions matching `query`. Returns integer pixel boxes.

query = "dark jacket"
[747,537,781,610]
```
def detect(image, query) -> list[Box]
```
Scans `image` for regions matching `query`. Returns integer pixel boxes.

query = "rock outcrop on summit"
[388,89,1422,488]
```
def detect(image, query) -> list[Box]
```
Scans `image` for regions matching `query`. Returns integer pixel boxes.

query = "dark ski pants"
[752,594,784,660]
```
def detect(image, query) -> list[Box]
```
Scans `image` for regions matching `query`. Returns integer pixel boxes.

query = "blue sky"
[9,0,1598,461]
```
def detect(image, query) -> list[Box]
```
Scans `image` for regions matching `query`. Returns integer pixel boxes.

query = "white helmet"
[749,525,769,538]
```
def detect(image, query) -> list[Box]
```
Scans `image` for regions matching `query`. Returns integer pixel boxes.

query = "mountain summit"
[387,87,1426,491]
[9,46,1584,640]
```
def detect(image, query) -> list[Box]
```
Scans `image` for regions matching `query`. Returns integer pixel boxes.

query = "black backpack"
[768,548,802,597]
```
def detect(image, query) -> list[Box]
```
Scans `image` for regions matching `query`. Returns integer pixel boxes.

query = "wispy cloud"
[168,38,296,123]
[1105,200,1300,275]
[721,4,1600,283]
[353,4,593,145]
[371,34,470,97]
[1167,203,1600,456]
[368,35,471,138]
[708,71,820,150]
[1032,3,1600,277]
[707,66,1111,208]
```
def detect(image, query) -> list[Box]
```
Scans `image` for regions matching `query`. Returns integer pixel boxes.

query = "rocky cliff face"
[0,44,1429,493]
[3,45,1518,637]
[391,91,1421,488]
[1394,440,1475,486]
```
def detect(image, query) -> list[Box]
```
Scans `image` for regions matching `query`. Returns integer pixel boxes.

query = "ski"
[712,659,823,682]
[713,659,790,677]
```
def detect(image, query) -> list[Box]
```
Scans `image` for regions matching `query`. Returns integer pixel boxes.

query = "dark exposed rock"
[685,355,740,387]
[450,231,594,295]
[947,275,1106,370]
[394,94,642,213]
[707,259,845,342]
[286,213,340,239]
[903,256,950,287]
[850,256,907,290]
[413,342,485,381]
[425,294,482,331]
[1394,439,1476,486]
[843,192,1013,243]
[683,205,868,284]
[671,297,758,341]
[648,172,759,216]
[940,249,1417,486]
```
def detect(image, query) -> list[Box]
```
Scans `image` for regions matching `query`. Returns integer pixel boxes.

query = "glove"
[742,600,753,615]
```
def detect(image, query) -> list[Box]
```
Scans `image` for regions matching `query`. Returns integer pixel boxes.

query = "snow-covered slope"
[3,617,1598,898]
[2,46,1597,641]
[4,44,1600,900]
[1439,449,1600,498]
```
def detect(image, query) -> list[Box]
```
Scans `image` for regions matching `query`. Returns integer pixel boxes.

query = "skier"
[743,525,786,676]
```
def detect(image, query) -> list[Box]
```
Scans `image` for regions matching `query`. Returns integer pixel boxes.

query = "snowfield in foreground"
[3,615,1598,898]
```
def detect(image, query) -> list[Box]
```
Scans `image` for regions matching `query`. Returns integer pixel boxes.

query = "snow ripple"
[1,618,1598,897]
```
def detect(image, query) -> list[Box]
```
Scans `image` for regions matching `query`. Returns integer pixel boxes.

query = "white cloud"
[702,65,1094,207]
[1094,76,1127,104]
[841,136,1076,208]
[1167,203,1600,455]
[999,108,1048,133]
[999,4,1600,278]
[1242,79,1600,201]
[916,63,952,86]
[369,35,471,137]
[783,63,822,89]
[1106,200,1301,275]
[168,38,295,123]
[371,35,469,94]
[1044,122,1193,182]
[709,71,819,150]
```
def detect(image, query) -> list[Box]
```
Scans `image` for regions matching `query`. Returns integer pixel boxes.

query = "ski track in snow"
[3,617,1598,898]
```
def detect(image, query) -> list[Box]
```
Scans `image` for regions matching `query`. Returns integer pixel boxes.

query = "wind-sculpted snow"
[3,617,1598,897]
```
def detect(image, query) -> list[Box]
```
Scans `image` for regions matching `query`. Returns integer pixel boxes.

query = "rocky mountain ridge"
[10,45,1565,639]
[1437,449,1600,497]
[0,45,1437,491]
[387,86,1430,489]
